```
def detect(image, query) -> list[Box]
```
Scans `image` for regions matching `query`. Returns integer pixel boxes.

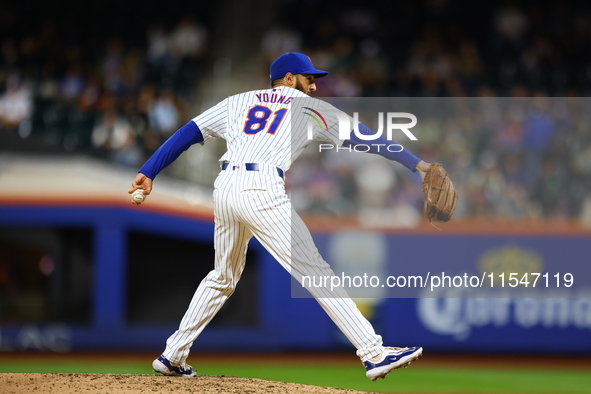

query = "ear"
[284,72,296,87]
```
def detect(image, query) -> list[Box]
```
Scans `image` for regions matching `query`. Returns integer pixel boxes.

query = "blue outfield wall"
[0,204,590,354]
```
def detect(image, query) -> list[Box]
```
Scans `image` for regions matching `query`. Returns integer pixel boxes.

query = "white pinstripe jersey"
[191,86,350,171]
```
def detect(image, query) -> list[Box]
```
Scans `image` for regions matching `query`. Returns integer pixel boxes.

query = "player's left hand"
[128,173,153,199]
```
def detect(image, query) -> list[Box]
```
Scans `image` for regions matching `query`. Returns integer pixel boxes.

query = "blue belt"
[221,162,284,178]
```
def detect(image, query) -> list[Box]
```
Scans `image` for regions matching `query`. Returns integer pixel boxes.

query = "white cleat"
[364,346,423,381]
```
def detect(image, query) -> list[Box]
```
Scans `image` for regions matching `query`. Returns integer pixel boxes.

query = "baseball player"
[129,52,430,381]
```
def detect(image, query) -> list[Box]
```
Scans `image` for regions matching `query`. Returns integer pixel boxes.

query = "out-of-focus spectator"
[521,95,556,193]
[338,7,378,38]
[168,16,208,97]
[101,38,126,96]
[169,16,208,60]
[59,63,86,101]
[355,39,390,96]
[456,39,485,93]
[0,39,19,71]
[492,5,529,52]
[91,107,141,167]
[532,157,569,218]
[355,160,396,209]
[261,25,302,65]
[147,24,170,66]
[330,70,362,97]
[330,37,356,72]
[0,74,33,135]
[77,76,102,112]
[148,89,180,138]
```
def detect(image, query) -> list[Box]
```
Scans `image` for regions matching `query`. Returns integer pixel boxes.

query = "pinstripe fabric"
[162,87,384,364]
[190,86,350,170]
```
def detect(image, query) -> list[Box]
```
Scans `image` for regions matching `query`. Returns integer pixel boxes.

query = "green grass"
[1,360,591,393]
[201,364,591,393]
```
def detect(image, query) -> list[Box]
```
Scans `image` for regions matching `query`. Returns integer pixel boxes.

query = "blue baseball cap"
[269,52,328,80]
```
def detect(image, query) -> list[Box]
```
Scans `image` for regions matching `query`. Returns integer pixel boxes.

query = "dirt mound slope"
[0,373,378,394]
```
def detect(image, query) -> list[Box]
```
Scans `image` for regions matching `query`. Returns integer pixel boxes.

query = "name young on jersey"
[255,92,293,105]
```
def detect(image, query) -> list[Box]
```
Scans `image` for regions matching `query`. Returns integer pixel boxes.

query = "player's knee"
[206,270,240,292]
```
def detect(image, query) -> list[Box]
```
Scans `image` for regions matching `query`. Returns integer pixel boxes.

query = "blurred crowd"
[262,1,591,98]
[0,8,208,167]
[267,1,591,224]
[2,0,591,223]
[290,96,591,225]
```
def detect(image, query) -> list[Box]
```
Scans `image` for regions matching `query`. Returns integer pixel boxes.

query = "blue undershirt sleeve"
[139,121,204,179]
[343,123,422,171]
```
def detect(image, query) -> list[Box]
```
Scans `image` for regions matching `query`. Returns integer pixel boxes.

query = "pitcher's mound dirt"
[0,373,377,394]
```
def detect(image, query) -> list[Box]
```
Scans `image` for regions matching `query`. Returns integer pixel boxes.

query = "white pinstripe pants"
[163,166,384,363]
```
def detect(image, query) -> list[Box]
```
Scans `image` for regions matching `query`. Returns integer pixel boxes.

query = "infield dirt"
[0,373,378,394]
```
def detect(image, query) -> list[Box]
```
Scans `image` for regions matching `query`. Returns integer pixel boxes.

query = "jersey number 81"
[243,105,288,135]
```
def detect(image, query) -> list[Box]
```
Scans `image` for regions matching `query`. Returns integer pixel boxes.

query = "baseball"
[132,189,146,203]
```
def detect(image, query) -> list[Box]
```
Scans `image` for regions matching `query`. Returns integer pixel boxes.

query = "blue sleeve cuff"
[139,121,204,179]
[344,123,422,171]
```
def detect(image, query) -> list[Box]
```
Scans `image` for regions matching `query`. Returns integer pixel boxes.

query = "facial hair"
[295,78,309,95]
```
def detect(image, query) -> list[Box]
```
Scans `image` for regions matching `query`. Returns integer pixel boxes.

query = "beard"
[295,78,310,95]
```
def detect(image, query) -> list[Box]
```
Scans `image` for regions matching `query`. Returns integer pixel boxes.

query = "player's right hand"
[128,173,153,196]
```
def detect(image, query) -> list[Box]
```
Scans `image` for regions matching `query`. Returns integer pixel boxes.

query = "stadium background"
[1,0,590,392]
